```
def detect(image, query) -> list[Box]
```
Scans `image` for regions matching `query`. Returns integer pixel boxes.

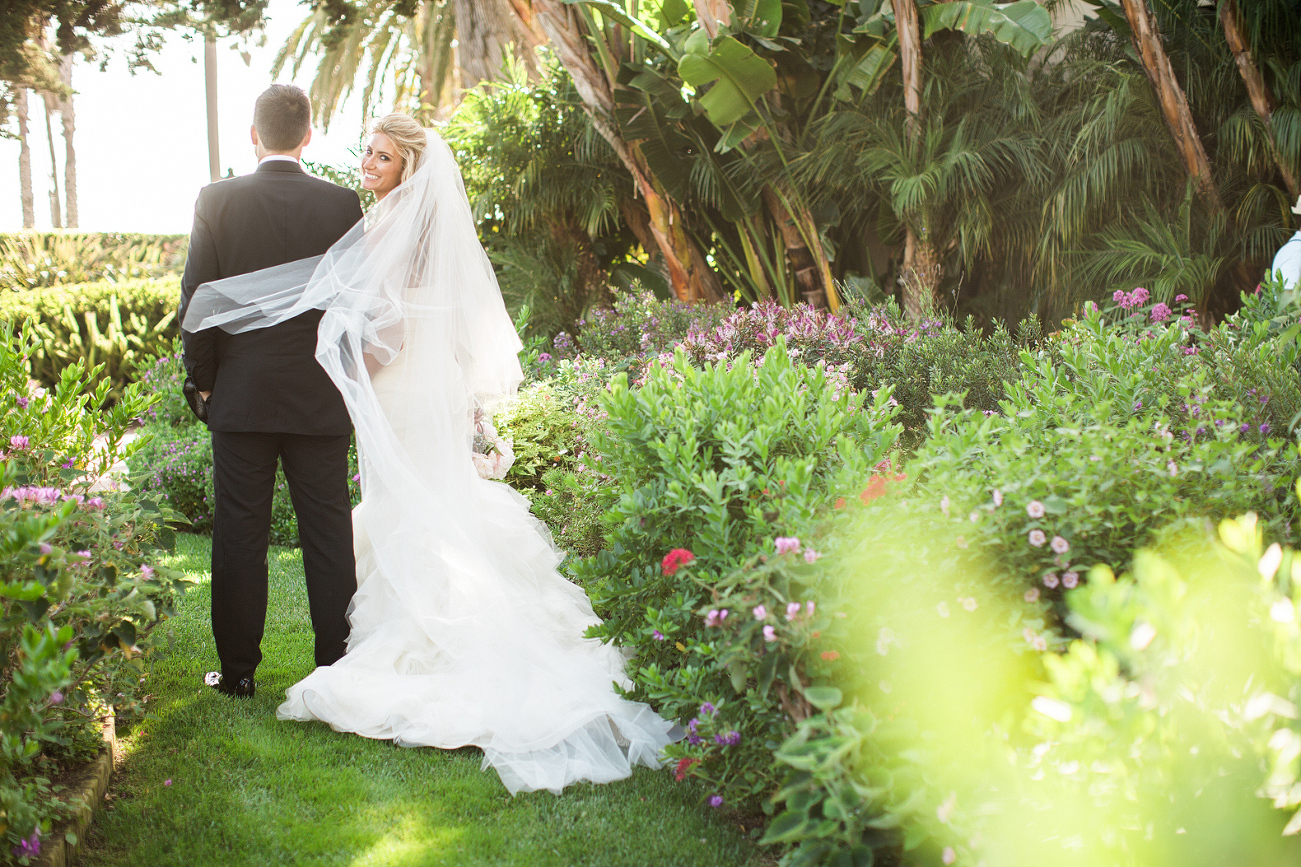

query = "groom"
[179,84,363,698]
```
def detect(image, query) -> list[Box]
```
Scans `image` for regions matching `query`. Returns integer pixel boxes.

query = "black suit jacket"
[179,160,363,435]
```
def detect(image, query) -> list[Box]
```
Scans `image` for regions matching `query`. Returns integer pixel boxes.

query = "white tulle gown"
[183,130,677,794]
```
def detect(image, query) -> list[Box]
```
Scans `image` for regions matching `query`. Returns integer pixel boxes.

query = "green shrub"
[906,308,1300,594]
[0,324,188,862]
[133,337,191,428]
[0,232,186,291]
[527,467,614,562]
[128,424,215,534]
[0,276,179,401]
[574,341,900,806]
[495,382,585,491]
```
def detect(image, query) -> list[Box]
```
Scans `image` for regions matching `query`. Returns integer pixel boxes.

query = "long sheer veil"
[183,130,675,794]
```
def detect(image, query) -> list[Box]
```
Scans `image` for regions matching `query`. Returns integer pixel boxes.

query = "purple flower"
[86,497,104,510]
[700,702,716,716]
[538,352,552,362]
[709,795,724,808]
[1261,423,1271,435]
[1150,303,1171,322]
[49,690,63,705]
[1175,294,1188,302]
[14,829,40,857]
[714,730,741,746]
[1132,287,1150,305]
[16,396,28,408]
[8,435,29,451]
[652,629,665,641]
[39,543,51,555]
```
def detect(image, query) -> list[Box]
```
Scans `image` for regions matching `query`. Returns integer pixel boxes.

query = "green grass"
[82,534,764,866]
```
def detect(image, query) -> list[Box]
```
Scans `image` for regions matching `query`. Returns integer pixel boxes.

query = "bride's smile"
[360,133,403,199]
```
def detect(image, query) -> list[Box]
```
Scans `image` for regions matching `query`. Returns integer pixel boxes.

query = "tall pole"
[205,33,221,182]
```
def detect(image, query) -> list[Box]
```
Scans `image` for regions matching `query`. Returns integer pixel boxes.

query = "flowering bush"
[133,338,190,428]
[128,425,215,533]
[906,306,1300,597]
[551,290,733,365]
[574,341,900,804]
[0,326,189,864]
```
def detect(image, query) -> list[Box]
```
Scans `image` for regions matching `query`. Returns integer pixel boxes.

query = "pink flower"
[1175,294,1188,302]
[1043,573,1060,589]
[939,495,951,516]
[141,565,154,579]
[1150,303,1171,322]
[1029,529,1047,547]
[763,625,776,642]
[704,609,729,627]
[752,605,767,620]
[1026,501,1045,519]
[785,602,801,621]
[1051,535,1070,554]
[1062,571,1080,589]
[992,489,1003,507]
[774,536,801,555]
[661,548,695,576]
[1112,289,1126,304]
[1167,460,1178,477]
[709,795,724,808]
[1025,588,1040,602]
[943,848,956,865]
[803,548,820,564]
[85,497,104,510]
[1132,287,1150,305]
[805,601,815,617]
[8,435,30,451]
[164,779,172,787]
[1032,636,1048,651]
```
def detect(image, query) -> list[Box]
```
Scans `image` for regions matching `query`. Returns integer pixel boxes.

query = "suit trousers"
[211,430,356,682]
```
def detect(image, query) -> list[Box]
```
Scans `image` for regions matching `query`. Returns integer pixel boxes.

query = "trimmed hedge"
[0,231,187,290]
[0,277,180,400]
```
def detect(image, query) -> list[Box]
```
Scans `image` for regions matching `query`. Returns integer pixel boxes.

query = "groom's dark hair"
[254,84,312,152]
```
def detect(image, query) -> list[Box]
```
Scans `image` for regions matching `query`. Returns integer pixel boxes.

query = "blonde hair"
[371,113,428,185]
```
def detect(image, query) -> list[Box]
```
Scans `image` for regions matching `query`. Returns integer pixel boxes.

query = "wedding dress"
[182,130,677,794]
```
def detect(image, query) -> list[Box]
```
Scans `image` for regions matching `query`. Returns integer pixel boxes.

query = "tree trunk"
[1120,0,1225,213]
[1218,0,1299,201]
[693,0,731,39]
[531,0,725,303]
[42,90,61,229]
[59,53,76,228]
[453,0,543,89]
[16,89,34,229]
[894,0,935,319]
[901,223,940,322]
[761,188,839,309]
[205,34,221,182]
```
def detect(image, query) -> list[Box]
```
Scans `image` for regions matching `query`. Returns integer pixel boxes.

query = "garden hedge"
[0,277,180,400]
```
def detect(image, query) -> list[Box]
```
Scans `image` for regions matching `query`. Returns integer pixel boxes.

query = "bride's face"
[361,133,403,199]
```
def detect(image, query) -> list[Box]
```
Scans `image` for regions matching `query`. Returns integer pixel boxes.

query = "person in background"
[1269,195,1301,291]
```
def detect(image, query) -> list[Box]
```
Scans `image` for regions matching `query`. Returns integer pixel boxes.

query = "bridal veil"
[183,130,676,794]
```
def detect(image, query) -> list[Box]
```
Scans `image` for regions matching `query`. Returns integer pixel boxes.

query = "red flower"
[821,651,840,661]
[860,477,887,502]
[662,548,695,576]
[675,757,700,781]
[833,497,847,510]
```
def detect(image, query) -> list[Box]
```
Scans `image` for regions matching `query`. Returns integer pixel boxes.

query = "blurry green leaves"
[680,35,778,128]
[919,1,1052,58]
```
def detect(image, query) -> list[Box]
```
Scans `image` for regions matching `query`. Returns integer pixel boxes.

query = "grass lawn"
[82,534,764,867]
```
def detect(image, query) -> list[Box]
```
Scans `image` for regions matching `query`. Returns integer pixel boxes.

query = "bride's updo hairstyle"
[372,113,427,186]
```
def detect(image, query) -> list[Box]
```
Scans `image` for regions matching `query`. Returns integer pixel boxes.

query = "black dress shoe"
[204,671,255,698]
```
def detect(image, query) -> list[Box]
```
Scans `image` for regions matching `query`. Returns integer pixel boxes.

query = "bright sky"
[0,0,375,234]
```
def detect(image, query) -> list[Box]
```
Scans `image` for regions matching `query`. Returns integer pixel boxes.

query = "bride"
[183,113,677,794]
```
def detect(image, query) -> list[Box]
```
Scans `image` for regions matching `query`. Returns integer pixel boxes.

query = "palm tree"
[274,0,457,129]
[15,87,34,228]
[58,52,75,227]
